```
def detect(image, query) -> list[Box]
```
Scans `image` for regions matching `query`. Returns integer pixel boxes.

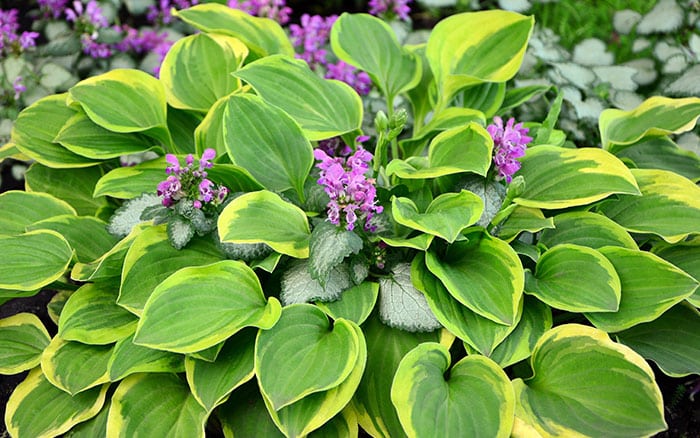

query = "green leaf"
[352,313,443,438]
[584,246,698,332]
[426,232,523,326]
[58,283,137,345]
[600,96,700,150]
[71,223,146,283]
[380,234,434,251]
[173,3,294,58]
[194,95,229,158]
[378,262,442,332]
[68,69,170,146]
[309,221,363,284]
[281,260,354,304]
[500,84,551,113]
[526,244,621,313]
[160,33,247,112]
[107,373,208,437]
[218,190,311,258]
[205,163,265,193]
[513,324,666,437]
[426,10,534,110]
[387,124,493,179]
[108,333,184,381]
[307,409,358,438]
[255,304,361,410]
[457,82,505,118]
[41,336,112,394]
[223,94,313,197]
[134,260,280,353]
[0,313,51,374]
[11,94,100,168]
[27,215,118,264]
[413,255,519,356]
[234,55,363,140]
[166,106,200,154]
[5,369,108,438]
[24,164,108,217]
[514,145,641,209]
[653,239,700,307]
[54,111,157,160]
[185,327,256,412]
[93,156,168,199]
[331,13,420,99]
[218,382,285,438]
[0,190,76,236]
[496,206,554,242]
[614,136,700,182]
[316,281,379,326]
[64,400,110,438]
[489,296,552,368]
[597,169,700,243]
[391,343,514,438]
[399,107,486,158]
[391,190,483,243]
[539,211,638,250]
[616,303,700,377]
[0,230,74,291]
[119,225,223,314]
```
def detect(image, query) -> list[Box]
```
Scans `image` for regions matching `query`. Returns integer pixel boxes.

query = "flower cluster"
[37,0,69,19]
[0,9,39,57]
[156,149,229,209]
[64,0,111,58]
[487,116,532,183]
[147,0,199,25]
[227,0,292,24]
[368,0,412,22]
[314,147,383,231]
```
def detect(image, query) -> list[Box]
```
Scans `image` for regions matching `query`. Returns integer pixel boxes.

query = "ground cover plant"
[0,1,700,437]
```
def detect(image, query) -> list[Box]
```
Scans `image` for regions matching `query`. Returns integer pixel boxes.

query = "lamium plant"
[1,4,700,437]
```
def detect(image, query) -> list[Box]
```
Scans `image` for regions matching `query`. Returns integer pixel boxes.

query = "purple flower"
[314,147,383,231]
[0,9,38,55]
[115,26,168,54]
[19,31,39,49]
[289,14,337,68]
[38,0,69,18]
[12,76,25,100]
[325,61,372,95]
[487,116,532,183]
[64,1,112,58]
[147,0,198,25]
[368,0,412,22]
[227,0,292,24]
[157,149,228,208]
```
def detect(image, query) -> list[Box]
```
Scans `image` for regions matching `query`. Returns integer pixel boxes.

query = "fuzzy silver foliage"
[107,193,162,238]
[636,0,684,35]
[280,260,353,305]
[379,263,442,333]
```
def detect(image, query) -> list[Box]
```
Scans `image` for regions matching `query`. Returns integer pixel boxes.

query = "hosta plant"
[1,4,700,437]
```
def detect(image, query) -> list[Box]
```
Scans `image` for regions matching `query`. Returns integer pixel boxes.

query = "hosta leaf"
[54,111,156,160]
[391,343,514,438]
[380,234,435,251]
[58,283,136,345]
[11,93,99,168]
[514,145,640,209]
[218,190,311,258]
[496,206,554,241]
[513,324,666,437]
[281,260,354,305]
[426,231,523,326]
[261,321,366,437]
[525,244,621,313]
[64,400,110,438]
[234,55,363,140]
[597,169,700,243]
[352,313,442,438]
[539,211,638,250]
[653,240,700,307]
[93,156,168,199]
[5,369,108,438]
[223,94,313,197]
[0,313,51,374]
[309,221,363,285]
[378,262,442,333]
[134,260,281,353]
[426,10,534,110]
[255,304,361,410]
[218,382,285,438]
[24,164,107,217]
[0,190,76,236]
[600,96,700,150]
[457,175,506,227]
[68,69,170,146]
[28,215,118,264]
[457,82,506,119]
[501,84,551,112]
[108,333,184,381]
[107,373,208,437]
[119,225,223,314]
[316,281,380,326]
[391,190,483,243]
[614,136,700,182]
[584,246,698,332]
[205,163,265,193]
[173,3,294,58]
[307,409,358,438]
[185,327,256,412]
[331,13,421,99]
[194,95,228,158]
[490,296,552,368]
[0,230,74,292]
[616,303,700,377]
[160,33,247,112]
[41,336,112,395]
[412,255,519,356]
[399,107,486,158]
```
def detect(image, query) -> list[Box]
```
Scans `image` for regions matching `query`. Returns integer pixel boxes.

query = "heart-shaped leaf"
[539,211,638,250]
[93,156,168,199]
[24,164,108,217]
[27,216,118,264]
[316,281,379,326]
[107,333,184,381]
[0,313,51,374]
[41,336,112,395]
[0,190,76,236]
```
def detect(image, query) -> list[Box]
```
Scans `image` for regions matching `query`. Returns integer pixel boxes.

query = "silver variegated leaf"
[379,263,442,333]
[107,193,162,238]
[280,260,353,305]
